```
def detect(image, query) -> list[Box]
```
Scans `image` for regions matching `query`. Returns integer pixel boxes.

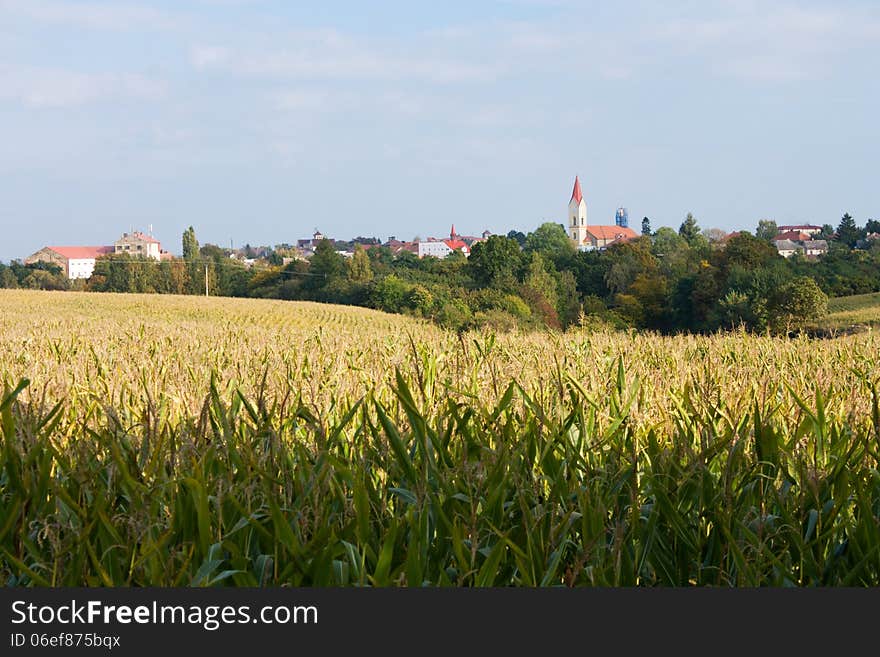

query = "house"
[25,229,170,279]
[416,240,451,258]
[114,231,164,261]
[777,224,823,237]
[25,245,115,279]
[443,226,471,255]
[773,238,803,258]
[297,230,326,251]
[567,176,638,250]
[410,226,472,259]
[452,228,491,247]
[775,230,812,242]
[802,240,828,257]
[584,225,639,250]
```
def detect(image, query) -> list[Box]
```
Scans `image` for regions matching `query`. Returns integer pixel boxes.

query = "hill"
[814,292,880,331]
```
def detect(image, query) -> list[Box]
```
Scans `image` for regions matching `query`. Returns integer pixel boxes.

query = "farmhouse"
[25,230,171,279]
[775,230,812,242]
[772,238,803,258]
[777,224,823,237]
[113,231,165,261]
[25,245,115,279]
[802,240,828,257]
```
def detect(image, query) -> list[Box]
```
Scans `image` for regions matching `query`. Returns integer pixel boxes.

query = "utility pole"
[205,264,209,297]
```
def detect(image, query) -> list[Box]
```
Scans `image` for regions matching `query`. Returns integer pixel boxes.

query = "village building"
[415,226,471,258]
[113,231,165,261]
[772,238,803,258]
[25,245,115,279]
[775,230,813,242]
[777,224,823,237]
[297,229,326,252]
[568,176,637,250]
[25,230,170,279]
[802,240,829,258]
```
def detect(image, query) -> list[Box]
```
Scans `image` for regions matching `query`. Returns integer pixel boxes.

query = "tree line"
[3,214,879,334]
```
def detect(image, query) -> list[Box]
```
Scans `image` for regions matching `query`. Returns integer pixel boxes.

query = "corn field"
[1,289,879,586]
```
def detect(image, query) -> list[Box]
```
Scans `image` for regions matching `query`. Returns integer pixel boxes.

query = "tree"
[652,227,690,280]
[522,253,557,309]
[641,217,652,236]
[820,224,835,239]
[523,222,576,266]
[200,243,226,263]
[182,226,199,260]
[0,265,18,288]
[467,235,523,289]
[371,275,411,313]
[506,230,527,247]
[21,268,68,291]
[678,213,701,245]
[604,238,657,295]
[835,213,862,248]
[717,232,779,272]
[156,260,190,295]
[652,227,687,256]
[556,270,581,328]
[702,227,728,245]
[347,244,374,283]
[628,273,670,329]
[865,219,880,235]
[755,219,778,242]
[767,276,828,334]
[307,239,345,290]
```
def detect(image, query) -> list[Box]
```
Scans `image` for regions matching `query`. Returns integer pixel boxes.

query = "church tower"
[568,176,588,247]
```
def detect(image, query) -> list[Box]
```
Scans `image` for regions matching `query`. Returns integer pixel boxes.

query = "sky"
[1,0,878,261]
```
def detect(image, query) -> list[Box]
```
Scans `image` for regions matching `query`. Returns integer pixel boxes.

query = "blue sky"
[1,0,878,261]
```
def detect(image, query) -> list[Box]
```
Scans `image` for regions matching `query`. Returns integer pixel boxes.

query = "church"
[568,176,637,251]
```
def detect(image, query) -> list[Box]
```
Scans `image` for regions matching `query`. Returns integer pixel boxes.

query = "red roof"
[584,226,637,241]
[570,176,583,204]
[775,231,811,242]
[444,239,469,251]
[48,246,114,259]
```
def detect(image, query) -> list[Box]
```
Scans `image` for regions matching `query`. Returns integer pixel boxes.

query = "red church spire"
[450,224,457,238]
[571,176,583,204]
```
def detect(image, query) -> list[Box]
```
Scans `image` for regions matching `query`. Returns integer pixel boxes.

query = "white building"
[773,239,803,258]
[778,224,823,237]
[417,240,453,258]
[803,240,828,257]
[24,246,115,279]
[114,231,162,261]
[411,226,471,259]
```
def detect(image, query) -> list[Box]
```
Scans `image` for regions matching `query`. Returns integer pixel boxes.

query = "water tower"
[615,207,629,228]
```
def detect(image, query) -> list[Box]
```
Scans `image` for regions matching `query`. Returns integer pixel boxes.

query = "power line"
[93,256,327,278]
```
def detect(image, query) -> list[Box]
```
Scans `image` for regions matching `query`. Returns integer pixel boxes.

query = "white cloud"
[191,29,500,83]
[648,4,880,81]
[0,67,167,108]
[273,89,334,111]
[191,45,231,70]
[0,0,178,31]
